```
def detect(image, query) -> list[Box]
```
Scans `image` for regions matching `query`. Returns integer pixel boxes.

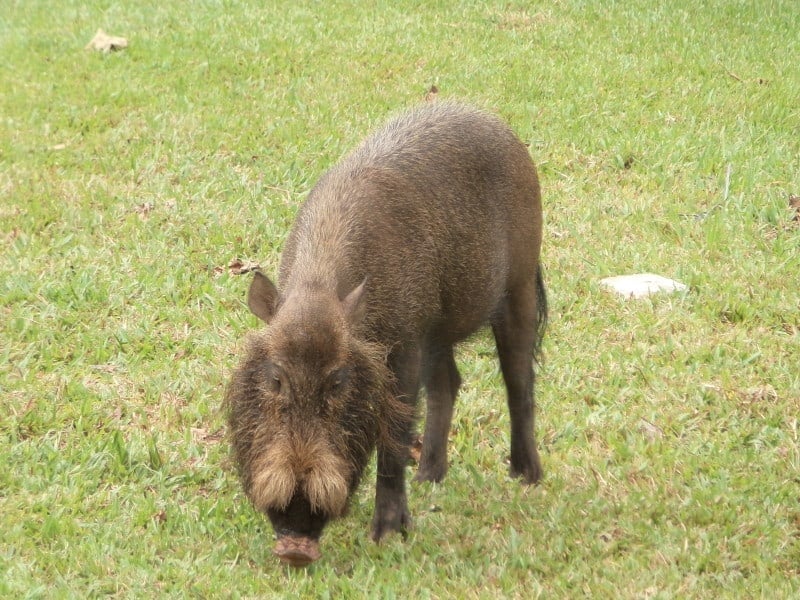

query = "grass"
[2,0,799,597]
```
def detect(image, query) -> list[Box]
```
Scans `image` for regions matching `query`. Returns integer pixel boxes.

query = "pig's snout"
[274,536,322,567]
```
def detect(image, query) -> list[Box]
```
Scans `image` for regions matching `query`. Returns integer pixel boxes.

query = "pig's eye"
[265,365,285,395]
[327,368,349,393]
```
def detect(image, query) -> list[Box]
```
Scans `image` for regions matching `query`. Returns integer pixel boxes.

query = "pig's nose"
[273,535,321,567]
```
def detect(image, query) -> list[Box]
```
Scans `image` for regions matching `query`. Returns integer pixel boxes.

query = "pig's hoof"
[413,463,447,483]
[274,536,321,567]
[370,508,411,542]
[509,459,542,485]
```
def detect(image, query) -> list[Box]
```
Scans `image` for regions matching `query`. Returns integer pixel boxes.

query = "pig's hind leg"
[490,279,544,484]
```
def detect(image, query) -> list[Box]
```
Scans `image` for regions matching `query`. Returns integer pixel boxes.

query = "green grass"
[2,0,799,597]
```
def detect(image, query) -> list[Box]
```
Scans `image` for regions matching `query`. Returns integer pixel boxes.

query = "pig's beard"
[249,434,351,517]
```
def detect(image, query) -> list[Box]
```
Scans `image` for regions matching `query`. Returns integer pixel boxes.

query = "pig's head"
[225,271,409,567]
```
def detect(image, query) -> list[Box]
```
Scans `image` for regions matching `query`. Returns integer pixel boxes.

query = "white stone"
[599,273,687,299]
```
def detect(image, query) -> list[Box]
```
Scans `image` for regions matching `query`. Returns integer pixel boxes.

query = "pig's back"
[281,103,542,345]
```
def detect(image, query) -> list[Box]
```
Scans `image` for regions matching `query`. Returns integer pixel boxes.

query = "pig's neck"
[286,195,359,299]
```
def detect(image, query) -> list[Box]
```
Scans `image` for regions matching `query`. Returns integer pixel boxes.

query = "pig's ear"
[341,278,367,325]
[247,271,279,323]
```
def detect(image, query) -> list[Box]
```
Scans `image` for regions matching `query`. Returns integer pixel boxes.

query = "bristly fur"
[224,331,414,518]
[249,433,350,515]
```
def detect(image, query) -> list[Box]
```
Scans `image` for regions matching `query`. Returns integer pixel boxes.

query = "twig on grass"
[719,62,743,82]
[723,163,732,202]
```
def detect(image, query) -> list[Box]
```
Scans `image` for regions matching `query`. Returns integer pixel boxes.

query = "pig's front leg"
[371,344,420,541]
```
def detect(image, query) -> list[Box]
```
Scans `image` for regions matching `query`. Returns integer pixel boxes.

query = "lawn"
[1,0,798,597]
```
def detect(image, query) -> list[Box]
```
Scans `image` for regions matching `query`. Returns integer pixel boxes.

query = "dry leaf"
[191,427,224,443]
[789,195,800,222]
[639,418,664,442]
[228,259,260,275]
[409,434,423,463]
[85,29,128,53]
[742,385,778,404]
[424,85,439,102]
[134,202,154,218]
